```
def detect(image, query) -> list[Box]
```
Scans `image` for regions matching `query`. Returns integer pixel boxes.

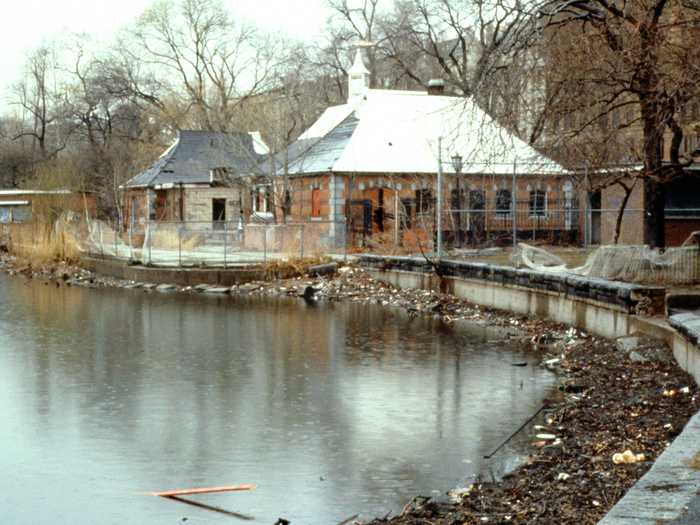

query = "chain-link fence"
[78,219,348,267]
[0,216,348,267]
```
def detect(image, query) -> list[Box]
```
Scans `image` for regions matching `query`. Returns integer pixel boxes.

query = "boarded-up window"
[154,190,167,220]
[311,188,321,217]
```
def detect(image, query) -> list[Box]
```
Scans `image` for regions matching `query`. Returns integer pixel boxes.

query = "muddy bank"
[2,254,699,525]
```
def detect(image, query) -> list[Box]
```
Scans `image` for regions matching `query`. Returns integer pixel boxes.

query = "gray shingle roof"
[283,114,359,176]
[124,130,264,188]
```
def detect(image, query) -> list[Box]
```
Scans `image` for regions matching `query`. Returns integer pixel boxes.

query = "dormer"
[348,48,370,102]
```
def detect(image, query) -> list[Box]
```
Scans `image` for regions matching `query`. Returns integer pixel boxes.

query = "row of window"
[412,189,550,217]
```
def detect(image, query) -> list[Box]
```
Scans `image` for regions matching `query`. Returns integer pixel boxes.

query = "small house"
[121,130,267,229]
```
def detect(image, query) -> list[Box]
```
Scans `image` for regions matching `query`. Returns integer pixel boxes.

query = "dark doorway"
[213,198,226,230]
[349,199,372,245]
[374,188,385,232]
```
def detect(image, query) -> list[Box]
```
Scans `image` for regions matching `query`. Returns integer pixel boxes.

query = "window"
[529,190,546,218]
[450,188,465,210]
[252,186,272,214]
[266,188,273,213]
[415,189,433,214]
[495,189,512,217]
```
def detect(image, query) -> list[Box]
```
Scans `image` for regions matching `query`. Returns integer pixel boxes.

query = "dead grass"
[261,255,331,280]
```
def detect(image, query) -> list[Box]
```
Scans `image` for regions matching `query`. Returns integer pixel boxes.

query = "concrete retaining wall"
[83,257,266,286]
[360,255,665,339]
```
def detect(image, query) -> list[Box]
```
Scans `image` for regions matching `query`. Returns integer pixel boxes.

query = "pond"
[0,274,555,524]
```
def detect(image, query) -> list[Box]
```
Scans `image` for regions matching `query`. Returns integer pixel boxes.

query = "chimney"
[427,79,445,95]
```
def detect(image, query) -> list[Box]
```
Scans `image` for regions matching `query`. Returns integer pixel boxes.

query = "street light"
[450,154,464,246]
[450,154,463,174]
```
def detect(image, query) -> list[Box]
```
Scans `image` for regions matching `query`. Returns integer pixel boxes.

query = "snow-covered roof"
[284,89,563,177]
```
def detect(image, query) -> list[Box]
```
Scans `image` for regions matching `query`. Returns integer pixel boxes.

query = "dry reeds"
[4,222,81,264]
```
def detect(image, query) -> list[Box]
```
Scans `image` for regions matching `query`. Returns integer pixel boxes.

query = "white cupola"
[348,48,370,102]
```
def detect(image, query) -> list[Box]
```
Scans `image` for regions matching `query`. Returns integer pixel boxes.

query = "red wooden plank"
[152,484,256,497]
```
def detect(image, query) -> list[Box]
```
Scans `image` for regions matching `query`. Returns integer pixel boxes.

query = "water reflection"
[0,275,555,524]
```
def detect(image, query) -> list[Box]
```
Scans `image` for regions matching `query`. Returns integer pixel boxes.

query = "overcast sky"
[0,0,332,102]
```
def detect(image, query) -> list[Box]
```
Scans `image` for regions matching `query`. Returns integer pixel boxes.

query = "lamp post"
[451,153,463,247]
[437,137,443,258]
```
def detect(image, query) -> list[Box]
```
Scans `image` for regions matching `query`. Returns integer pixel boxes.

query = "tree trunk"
[613,182,634,245]
[643,178,665,248]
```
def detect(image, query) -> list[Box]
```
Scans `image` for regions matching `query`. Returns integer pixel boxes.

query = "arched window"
[529,190,547,218]
[495,189,512,217]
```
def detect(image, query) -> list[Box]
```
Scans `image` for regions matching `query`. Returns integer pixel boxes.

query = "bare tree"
[129,0,282,132]
[10,46,66,159]
[538,0,700,248]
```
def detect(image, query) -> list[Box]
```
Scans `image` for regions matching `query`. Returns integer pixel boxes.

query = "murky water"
[0,274,555,524]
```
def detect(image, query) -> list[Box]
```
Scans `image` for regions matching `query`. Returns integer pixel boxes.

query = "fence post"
[148,222,152,265]
[99,221,104,259]
[436,136,443,258]
[128,220,133,262]
[300,223,305,260]
[512,159,517,250]
[223,220,228,269]
[263,226,267,263]
[114,219,118,258]
[178,222,182,267]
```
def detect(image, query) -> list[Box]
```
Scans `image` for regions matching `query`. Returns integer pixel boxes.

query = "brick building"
[274,50,570,249]
[121,130,266,229]
[594,160,700,246]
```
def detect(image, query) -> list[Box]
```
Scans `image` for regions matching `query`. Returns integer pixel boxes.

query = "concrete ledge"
[82,257,266,286]
[360,255,665,339]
